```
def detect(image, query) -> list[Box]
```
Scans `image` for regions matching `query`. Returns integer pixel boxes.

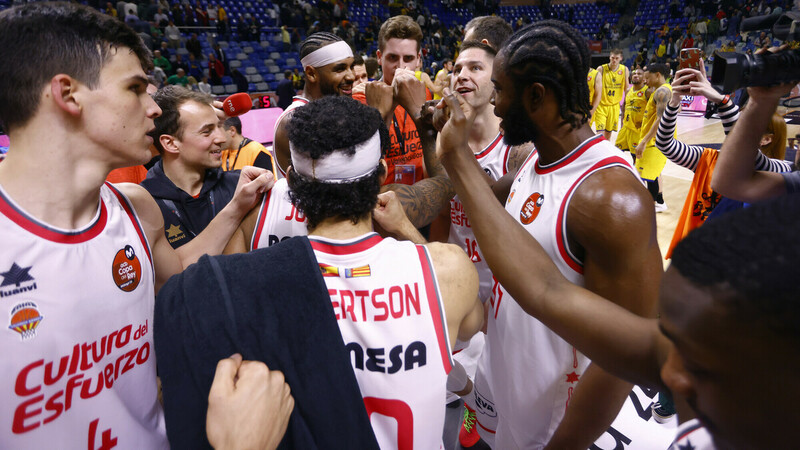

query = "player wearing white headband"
[273,33,356,176]
[286,96,484,449]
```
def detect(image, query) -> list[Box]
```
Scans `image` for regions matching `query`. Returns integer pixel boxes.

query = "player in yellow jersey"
[587,67,597,106]
[635,63,672,212]
[591,49,628,140]
[615,67,649,162]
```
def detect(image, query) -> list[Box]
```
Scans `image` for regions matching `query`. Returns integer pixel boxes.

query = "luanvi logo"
[0,263,38,298]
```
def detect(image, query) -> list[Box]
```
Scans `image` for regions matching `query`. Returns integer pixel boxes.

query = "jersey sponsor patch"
[8,301,43,341]
[0,262,38,298]
[519,193,544,225]
[111,245,142,292]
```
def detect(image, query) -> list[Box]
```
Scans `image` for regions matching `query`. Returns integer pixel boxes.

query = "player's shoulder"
[424,241,471,271]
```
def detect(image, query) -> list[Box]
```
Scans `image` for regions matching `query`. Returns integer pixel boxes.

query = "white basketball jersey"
[310,233,452,450]
[0,183,167,449]
[668,419,714,450]
[273,96,309,177]
[486,134,639,449]
[251,178,308,250]
[447,133,512,304]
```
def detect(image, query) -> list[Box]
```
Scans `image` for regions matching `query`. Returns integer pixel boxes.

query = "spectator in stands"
[217,3,229,36]
[154,7,168,26]
[282,25,291,51]
[197,75,212,94]
[220,116,277,172]
[186,33,203,59]
[143,86,241,249]
[168,68,190,87]
[186,53,203,80]
[105,1,117,17]
[213,42,229,74]
[173,53,188,76]
[165,20,180,48]
[153,49,171,74]
[208,53,225,85]
[291,67,304,90]
[696,18,708,43]
[232,69,249,93]
[276,70,295,110]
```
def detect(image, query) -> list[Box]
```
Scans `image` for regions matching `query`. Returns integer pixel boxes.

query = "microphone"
[222,92,253,117]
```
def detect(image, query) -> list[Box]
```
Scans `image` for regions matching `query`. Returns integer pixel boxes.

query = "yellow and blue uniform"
[615,84,649,153]
[593,63,627,132]
[636,83,672,181]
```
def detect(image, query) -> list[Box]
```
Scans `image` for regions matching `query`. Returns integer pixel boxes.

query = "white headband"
[290,130,381,184]
[300,41,354,69]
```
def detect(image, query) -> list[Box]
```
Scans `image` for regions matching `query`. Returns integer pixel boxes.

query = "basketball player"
[0,3,288,447]
[591,49,629,140]
[273,32,355,174]
[634,63,671,211]
[587,66,598,106]
[434,59,454,100]
[431,40,533,448]
[438,76,800,447]
[615,67,649,161]
[437,21,662,448]
[463,15,513,51]
[288,96,484,448]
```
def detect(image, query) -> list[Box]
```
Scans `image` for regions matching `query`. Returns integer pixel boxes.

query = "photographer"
[657,67,792,258]
[712,81,800,200]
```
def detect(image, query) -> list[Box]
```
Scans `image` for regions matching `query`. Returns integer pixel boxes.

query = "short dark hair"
[610,48,623,56]
[149,86,214,154]
[0,2,152,131]
[365,57,379,78]
[353,53,365,66]
[645,63,670,79]
[671,193,800,341]
[224,116,242,135]
[300,31,344,60]
[464,15,513,51]
[286,97,389,229]
[500,20,591,129]
[378,15,423,52]
[284,69,292,78]
[460,40,498,58]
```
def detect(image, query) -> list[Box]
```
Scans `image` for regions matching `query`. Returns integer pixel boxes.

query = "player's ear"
[305,66,317,83]
[50,74,81,117]
[523,82,546,116]
[160,134,180,155]
[378,159,388,185]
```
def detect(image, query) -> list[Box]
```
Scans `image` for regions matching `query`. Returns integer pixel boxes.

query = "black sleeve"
[253,151,275,172]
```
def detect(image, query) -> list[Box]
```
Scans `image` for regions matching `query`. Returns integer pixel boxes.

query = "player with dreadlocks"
[272,32,356,175]
[433,20,665,448]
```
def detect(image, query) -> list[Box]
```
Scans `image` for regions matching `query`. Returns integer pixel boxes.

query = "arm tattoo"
[655,87,669,118]
[384,175,455,229]
[506,144,534,175]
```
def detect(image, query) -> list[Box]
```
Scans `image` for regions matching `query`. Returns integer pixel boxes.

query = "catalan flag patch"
[345,264,371,278]
[319,263,339,277]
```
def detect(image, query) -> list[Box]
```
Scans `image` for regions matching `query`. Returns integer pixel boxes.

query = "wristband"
[719,94,730,105]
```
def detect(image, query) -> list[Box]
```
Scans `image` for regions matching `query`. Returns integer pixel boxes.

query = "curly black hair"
[671,193,800,341]
[286,96,390,229]
[500,20,592,129]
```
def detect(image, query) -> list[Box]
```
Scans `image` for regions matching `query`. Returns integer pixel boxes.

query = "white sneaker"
[655,202,668,213]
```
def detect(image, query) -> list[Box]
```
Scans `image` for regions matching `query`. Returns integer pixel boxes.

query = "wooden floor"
[606,112,800,269]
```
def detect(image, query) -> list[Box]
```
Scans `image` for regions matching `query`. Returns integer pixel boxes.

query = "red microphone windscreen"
[222,92,253,117]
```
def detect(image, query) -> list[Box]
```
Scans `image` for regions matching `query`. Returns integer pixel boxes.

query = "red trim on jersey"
[251,188,273,249]
[475,133,503,159]
[416,245,452,373]
[554,156,632,274]
[0,185,108,244]
[534,134,604,174]
[292,96,309,104]
[476,418,496,434]
[501,144,512,176]
[309,233,383,255]
[106,183,153,265]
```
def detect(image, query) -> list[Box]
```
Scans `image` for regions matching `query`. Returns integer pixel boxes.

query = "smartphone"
[679,48,702,85]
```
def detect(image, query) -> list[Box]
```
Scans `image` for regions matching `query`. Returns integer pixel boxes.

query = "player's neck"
[162,158,206,196]
[535,121,597,166]
[308,214,374,240]
[632,82,644,90]
[305,83,325,101]
[0,125,108,230]
[469,108,502,153]
[608,62,619,71]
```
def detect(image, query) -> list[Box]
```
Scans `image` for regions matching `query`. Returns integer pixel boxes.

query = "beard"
[500,99,539,146]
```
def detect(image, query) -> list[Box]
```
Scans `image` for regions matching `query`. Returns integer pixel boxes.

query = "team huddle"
[1,2,798,450]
